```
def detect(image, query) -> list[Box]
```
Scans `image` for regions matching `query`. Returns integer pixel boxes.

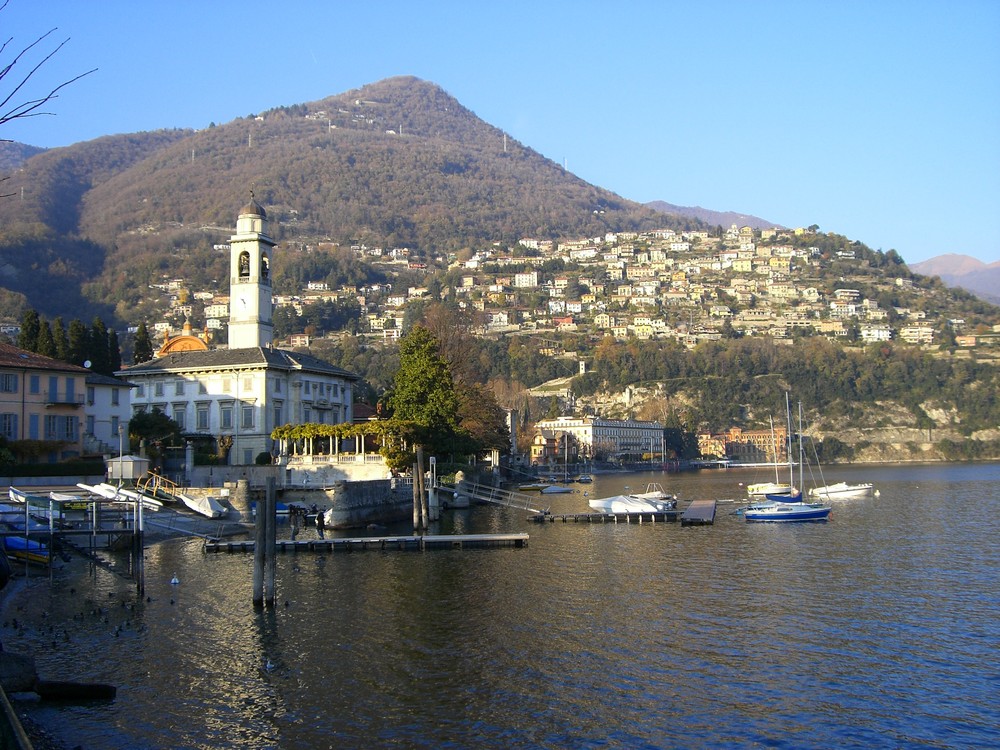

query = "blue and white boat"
[2,535,50,565]
[744,497,831,522]
[743,398,830,523]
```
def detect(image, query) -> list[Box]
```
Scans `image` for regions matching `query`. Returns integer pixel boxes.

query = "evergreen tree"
[17,310,40,351]
[389,325,460,455]
[52,317,69,362]
[36,320,56,357]
[108,328,122,373]
[133,322,154,364]
[67,319,90,367]
[90,317,111,374]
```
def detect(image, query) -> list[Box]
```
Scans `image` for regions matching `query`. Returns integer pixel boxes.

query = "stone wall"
[316,479,413,529]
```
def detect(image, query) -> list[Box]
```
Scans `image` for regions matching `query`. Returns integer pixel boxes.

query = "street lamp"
[118,424,124,488]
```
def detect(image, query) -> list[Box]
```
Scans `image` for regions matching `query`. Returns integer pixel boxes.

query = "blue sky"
[3,0,998,264]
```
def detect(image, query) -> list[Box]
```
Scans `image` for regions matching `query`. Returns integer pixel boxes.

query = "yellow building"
[0,342,89,461]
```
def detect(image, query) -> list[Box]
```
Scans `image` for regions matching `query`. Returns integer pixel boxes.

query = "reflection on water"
[4,463,999,748]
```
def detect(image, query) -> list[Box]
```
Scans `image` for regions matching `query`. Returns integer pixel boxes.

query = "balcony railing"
[45,393,86,407]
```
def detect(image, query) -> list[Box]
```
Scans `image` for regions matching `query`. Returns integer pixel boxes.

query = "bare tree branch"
[0,1,97,140]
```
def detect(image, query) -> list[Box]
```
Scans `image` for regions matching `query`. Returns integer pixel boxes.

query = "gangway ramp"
[455,481,547,514]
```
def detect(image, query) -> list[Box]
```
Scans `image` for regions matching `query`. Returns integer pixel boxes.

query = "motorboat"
[518,482,549,492]
[540,484,573,494]
[808,482,874,500]
[589,483,677,513]
[629,482,674,503]
[3,536,50,565]
[177,493,227,519]
[576,474,593,484]
[589,494,676,513]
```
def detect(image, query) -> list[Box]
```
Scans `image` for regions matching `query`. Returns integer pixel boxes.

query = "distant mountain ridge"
[910,254,1000,305]
[645,200,781,230]
[0,76,714,321]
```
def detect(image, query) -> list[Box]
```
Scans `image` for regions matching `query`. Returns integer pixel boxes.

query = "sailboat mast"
[785,392,794,487]
[769,415,780,484]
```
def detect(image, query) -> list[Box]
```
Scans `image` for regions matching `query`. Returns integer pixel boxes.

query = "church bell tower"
[228,193,275,349]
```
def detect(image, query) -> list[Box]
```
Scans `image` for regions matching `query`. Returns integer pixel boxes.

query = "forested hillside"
[0,76,687,323]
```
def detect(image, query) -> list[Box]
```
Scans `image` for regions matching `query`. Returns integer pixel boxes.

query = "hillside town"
[142,223,999,353]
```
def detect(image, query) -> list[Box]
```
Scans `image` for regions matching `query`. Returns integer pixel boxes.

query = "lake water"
[3,462,998,749]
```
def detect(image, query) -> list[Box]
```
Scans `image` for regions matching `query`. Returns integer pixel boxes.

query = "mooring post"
[264,478,276,607]
[417,446,428,530]
[252,487,265,607]
[412,460,420,532]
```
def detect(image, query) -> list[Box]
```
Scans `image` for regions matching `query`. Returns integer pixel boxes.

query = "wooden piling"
[252,487,266,607]
[263,478,277,606]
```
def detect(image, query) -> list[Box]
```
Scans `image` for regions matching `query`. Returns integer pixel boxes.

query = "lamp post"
[118,424,124,488]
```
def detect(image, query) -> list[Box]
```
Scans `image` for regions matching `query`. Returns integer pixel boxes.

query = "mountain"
[645,200,781,230]
[911,254,1000,305]
[0,140,45,172]
[0,76,703,323]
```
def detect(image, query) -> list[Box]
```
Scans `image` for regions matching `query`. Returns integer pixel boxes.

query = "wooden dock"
[204,533,529,554]
[681,499,717,526]
[528,510,681,523]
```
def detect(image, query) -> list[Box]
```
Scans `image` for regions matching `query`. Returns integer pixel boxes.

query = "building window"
[29,375,39,394]
[87,386,95,405]
[1,413,17,440]
[173,404,186,431]
[1,374,17,393]
[241,404,254,430]
[199,381,208,395]
[86,415,95,435]
[112,389,120,406]
[111,415,119,435]
[175,380,185,396]
[303,408,311,423]
[154,382,164,398]
[133,405,146,416]
[220,403,233,430]
[222,378,231,394]
[273,403,283,428]
[242,377,253,392]
[136,384,145,397]
[274,379,282,394]
[196,404,209,431]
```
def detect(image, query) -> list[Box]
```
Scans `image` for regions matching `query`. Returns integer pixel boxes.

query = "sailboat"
[746,415,793,497]
[744,398,831,523]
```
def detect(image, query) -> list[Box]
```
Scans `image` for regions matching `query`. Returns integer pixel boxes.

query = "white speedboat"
[808,482,874,500]
[540,484,573,494]
[589,483,676,513]
[177,493,227,519]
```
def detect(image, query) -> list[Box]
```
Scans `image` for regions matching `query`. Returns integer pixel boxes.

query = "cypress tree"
[133,322,154,364]
[36,320,56,358]
[108,328,122,373]
[90,317,111,374]
[17,310,40,351]
[52,317,69,362]
[67,319,90,367]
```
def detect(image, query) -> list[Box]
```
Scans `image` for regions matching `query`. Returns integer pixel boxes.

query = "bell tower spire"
[227,191,275,349]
